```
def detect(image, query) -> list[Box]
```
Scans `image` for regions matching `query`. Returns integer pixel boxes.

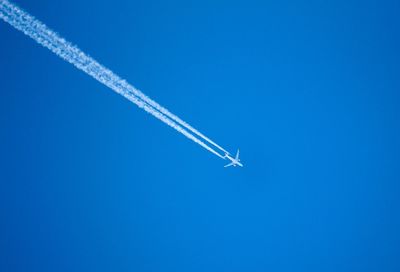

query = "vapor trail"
[0,0,228,156]
[0,0,225,159]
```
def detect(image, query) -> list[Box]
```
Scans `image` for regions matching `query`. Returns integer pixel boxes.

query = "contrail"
[0,0,226,159]
[0,0,229,156]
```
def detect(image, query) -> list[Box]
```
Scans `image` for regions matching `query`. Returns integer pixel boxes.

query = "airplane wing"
[235,149,240,160]
[224,162,235,168]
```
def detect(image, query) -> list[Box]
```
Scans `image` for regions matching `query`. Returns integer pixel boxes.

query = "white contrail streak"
[0,0,229,156]
[0,0,226,159]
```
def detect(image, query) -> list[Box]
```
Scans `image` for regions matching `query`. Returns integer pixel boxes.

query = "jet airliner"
[224,149,243,167]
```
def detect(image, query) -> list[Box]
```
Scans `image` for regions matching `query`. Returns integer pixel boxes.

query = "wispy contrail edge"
[0,0,226,159]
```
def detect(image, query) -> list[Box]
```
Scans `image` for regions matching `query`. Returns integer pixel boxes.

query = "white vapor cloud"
[0,0,227,159]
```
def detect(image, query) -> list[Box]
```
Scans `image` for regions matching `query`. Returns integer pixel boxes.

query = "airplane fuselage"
[224,154,243,167]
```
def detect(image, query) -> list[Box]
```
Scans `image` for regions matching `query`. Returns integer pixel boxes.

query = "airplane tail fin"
[235,149,240,161]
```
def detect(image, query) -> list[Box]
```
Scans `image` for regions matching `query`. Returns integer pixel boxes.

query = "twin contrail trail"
[0,0,229,160]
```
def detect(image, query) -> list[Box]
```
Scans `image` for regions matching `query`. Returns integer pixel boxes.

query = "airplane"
[224,149,243,168]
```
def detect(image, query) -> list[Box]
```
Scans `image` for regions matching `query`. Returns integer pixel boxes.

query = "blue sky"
[1,0,400,271]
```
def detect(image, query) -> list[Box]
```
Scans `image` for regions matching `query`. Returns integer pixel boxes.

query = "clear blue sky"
[1,0,400,271]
